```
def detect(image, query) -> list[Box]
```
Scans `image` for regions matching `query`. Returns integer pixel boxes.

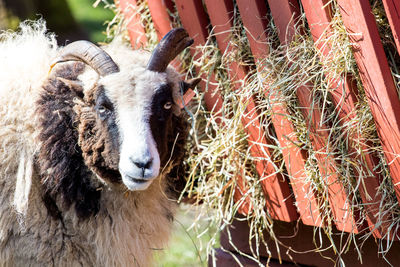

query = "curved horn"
[147,28,193,72]
[52,40,119,76]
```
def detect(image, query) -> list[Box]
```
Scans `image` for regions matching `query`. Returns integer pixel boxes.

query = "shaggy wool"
[0,20,189,266]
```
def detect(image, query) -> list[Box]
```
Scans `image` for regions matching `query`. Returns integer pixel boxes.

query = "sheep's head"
[37,29,198,218]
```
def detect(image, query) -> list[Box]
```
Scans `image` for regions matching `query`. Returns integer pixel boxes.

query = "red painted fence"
[116,0,400,264]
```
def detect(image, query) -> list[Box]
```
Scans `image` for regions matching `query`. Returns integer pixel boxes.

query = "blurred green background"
[0,0,114,43]
[67,0,114,42]
[0,0,211,265]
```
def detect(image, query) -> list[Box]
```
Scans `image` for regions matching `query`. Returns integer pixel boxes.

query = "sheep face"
[38,29,196,219]
[38,58,189,218]
[88,68,177,191]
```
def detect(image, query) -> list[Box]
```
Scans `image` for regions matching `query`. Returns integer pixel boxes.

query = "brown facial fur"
[37,62,102,219]
[74,86,121,184]
[36,61,190,220]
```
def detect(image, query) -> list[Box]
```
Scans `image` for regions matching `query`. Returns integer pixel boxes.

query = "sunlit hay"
[255,20,341,232]
[369,0,400,195]
[156,2,382,263]
[370,0,400,95]
[311,0,400,254]
[176,8,287,262]
[306,3,364,235]
[249,2,400,261]
[101,0,400,265]
[350,0,400,244]
[130,0,158,49]
[369,1,400,244]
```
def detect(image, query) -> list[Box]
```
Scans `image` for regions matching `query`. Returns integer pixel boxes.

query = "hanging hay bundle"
[101,0,400,265]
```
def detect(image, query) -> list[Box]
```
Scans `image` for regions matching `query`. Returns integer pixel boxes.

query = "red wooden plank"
[337,0,400,203]
[382,0,400,56]
[236,0,323,226]
[301,0,391,239]
[175,0,224,115]
[268,0,362,233]
[267,0,300,44]
[147,0,173,39]
[118,0,147,48]
[175,0,250,214]
[235,0,270,57]
[204,0,299,222]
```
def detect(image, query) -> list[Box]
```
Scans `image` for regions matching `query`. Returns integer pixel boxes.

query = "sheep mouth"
[129,177,149,184]
[124,173,155,183]
[121,173,155,191]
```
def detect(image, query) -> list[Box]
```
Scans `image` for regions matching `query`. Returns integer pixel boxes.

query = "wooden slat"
[203,0,298,222]
[268,0,362,233]
[235,0,270,56]
[382,0,400,56]
[174,0,224,115]
[267,0,300,44]
[147,0,173,39]
[337,0,400,203]
[236,0,323,226]
[175,0,251,214]
[301,0,390,239]
[118,0,147,48]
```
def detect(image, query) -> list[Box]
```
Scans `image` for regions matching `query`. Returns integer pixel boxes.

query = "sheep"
[0,20,200,266]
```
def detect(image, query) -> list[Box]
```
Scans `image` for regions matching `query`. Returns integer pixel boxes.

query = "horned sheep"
[0,21,199,266]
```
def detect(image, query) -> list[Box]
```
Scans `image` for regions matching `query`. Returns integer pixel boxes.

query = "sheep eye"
[98,105,110,115]
[163,102,172,110]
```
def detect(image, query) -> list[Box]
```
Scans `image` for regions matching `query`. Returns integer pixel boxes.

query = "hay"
[102,0,400,265]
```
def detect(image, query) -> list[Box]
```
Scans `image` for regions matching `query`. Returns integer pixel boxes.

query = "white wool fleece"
[0,20,57,216]
[0,20,179,266]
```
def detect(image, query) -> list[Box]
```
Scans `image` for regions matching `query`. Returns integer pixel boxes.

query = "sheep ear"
[181,77,201,94]
[173,77,201,115]
[56,77,84,96]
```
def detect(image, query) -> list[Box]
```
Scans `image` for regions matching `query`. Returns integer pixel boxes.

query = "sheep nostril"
[132,159,153,170]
